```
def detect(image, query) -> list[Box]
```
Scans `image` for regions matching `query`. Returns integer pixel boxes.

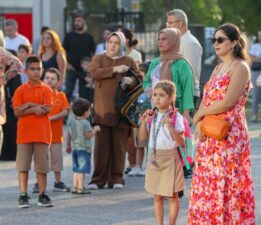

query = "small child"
[139,80,185,225]
[127,61,151,176]
[44,68,70,191]
[17,44,32,84]
[13,55,53,208]
[80,57,94,102]
[66,98,100,194]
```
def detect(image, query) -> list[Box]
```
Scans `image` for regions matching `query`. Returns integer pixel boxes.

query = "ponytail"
[234,33,250,65]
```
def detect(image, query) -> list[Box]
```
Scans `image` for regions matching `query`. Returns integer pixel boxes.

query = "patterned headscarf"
[159,28,183,80]
[106,31,126,58]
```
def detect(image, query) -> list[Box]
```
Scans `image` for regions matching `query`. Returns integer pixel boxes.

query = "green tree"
[218,0,261,35]
[66,0,261,35]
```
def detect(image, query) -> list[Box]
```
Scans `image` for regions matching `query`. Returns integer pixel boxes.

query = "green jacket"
[143,57,194,113]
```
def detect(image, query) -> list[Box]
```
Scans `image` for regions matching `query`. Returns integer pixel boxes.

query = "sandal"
[71,187,77,194]
[77,187,91,194]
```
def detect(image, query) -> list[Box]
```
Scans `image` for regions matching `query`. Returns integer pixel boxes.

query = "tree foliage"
[66,0,261,35]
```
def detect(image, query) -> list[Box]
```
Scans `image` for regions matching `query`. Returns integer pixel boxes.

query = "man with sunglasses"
[249,29,261,122]
[166,9,203,111]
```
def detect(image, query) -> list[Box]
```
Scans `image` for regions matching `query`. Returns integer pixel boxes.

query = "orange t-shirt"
[13,82,53,144]
[50,90,69,143]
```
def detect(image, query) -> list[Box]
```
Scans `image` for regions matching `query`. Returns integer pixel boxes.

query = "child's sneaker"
[32,183,39,193]
[38,193,53,207]
[18,192,30,208]
[53,182,70,192]
[137,168,146,176]
[128,167,141,176]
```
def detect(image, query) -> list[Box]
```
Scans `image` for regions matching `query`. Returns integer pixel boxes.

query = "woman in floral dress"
[189,23,255,224]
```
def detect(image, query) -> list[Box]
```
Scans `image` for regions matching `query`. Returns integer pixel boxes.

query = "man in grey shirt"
[166,9,203,109]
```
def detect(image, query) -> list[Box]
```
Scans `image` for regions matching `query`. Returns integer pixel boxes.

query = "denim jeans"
[251,70,261,114]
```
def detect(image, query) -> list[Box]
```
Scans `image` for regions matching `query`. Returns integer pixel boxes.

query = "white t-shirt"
[95,42,106,55]
[249,42,261,57]
[180,30,202,97]
[5,34,30,52]
[148,112,184,150]
[127,48,142,64]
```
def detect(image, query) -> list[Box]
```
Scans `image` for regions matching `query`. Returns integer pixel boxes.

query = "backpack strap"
[171,111,191,170]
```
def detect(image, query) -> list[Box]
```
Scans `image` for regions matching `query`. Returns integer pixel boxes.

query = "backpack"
[115,69,148,127]
[147,109,194,170]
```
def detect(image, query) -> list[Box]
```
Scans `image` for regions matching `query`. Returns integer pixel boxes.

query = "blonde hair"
[154,80,177,102]
[39,29,66,57]
[0,30,4,47]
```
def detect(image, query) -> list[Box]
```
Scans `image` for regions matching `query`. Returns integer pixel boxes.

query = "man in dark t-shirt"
[63,13,95,102]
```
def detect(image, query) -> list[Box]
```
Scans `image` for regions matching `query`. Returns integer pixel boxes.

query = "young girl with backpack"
[139,80,185,225]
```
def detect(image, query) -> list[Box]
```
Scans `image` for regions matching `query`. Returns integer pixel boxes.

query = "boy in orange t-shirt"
[44,68,70,191]
[13,56,53,208]
[32,68,70,193]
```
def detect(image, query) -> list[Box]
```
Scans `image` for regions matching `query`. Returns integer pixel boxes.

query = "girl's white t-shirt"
[148,112,184,150]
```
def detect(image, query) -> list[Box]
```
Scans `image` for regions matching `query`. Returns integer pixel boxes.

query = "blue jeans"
[251,70,261,114]
[72,150,91,174]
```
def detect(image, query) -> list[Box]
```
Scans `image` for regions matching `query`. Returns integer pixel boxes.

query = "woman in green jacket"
[143,28,194,122]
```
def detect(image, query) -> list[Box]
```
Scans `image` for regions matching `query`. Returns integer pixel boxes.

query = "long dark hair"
[121,28,138,48]
[215,23,250,64]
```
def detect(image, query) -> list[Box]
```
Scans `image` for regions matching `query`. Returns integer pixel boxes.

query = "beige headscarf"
[106,31,126,59]
[159,28,183,80]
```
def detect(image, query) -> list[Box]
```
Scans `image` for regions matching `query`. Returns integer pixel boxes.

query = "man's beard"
[75,25,84,32]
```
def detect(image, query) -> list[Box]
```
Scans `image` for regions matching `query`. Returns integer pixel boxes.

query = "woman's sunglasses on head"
[211,37,229,44]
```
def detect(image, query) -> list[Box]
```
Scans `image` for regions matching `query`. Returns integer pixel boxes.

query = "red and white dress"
[188,66,255,224]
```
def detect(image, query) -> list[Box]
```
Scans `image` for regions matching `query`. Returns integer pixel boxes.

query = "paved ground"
[0,121,260,225]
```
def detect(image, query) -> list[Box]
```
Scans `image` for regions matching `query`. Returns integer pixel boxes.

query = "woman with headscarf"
[0,47,22,160]
[87,31,141,190]
[143,28,194,123]
[143,28,194,194]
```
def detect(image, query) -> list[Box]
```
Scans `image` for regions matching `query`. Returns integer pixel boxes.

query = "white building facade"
[0,0,66,43]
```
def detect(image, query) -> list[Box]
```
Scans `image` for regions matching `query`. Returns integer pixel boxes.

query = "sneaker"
[32,183,39,193]
[137,168,146,176]
[124,167,132,174]
[38,193,53,207]
[128,167,141,176]
[18,193,30,208]
[250,115,258,122]
[88,184,98,190]
[77,187,91,194]
[113,184,124,189]
[178,190,184,198]
[53,182,70,192]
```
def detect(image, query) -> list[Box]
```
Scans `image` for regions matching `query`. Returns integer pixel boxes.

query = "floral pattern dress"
[188,67,255,224]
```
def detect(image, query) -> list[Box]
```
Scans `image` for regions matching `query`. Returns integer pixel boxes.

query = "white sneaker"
[113,184,124,189]
[128,167,141,176]
[88,184,98,190]
[137,168,146,176]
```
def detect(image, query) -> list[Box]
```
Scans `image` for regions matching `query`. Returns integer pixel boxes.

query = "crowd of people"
[0,8,257,224]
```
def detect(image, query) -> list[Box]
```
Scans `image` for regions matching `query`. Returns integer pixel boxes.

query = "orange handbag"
[200,115,231,140]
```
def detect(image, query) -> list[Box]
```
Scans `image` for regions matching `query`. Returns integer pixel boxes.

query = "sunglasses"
[28,67,42,72]
[211,37,229,44]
